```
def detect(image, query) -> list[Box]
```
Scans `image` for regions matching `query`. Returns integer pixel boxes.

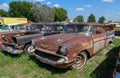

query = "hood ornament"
[41,44,48,49]
[55,38,61,44]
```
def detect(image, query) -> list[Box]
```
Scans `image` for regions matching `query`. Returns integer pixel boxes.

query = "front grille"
[34,50,61,61]
[3,42,17,49]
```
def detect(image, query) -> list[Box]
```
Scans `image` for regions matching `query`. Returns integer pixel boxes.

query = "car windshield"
[1,25,9,30]
[64,25,90,34]
[41,25,64,33]
[26,26,36,30]
[11,25,25,30]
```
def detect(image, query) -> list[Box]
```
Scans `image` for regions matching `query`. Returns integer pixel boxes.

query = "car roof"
[66,22,104,26]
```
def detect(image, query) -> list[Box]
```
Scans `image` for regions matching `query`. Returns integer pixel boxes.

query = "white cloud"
[46,2,51,5]
[102,0,114,3]
[0,3,9,11]
[84,5,92,8]
[117,12,120,15]
[34,0,45,2]
[54,4,60,8]
[76,8,84,11]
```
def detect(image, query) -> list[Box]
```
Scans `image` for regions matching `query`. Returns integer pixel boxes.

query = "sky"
[0,0,120,22]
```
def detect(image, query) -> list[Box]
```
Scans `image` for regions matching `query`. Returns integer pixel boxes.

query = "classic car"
[0,23,43,48]
[31,23,115,69]
[2,23,64,54]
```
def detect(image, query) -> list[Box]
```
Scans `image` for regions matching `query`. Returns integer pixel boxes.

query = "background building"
[0,17,27,25]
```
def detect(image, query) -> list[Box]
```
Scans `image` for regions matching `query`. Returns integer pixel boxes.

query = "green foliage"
[87,14,96,22]
[98,16,106,23]
[0,9,9,17]
[32,2,54,22]
[108,20,112,23]
[9,1,33,21]
[54,7,68,22]
[73,15,84,22]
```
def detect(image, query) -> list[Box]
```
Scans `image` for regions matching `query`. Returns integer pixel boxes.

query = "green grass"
[0,39,120,78]
[115,27,120,30]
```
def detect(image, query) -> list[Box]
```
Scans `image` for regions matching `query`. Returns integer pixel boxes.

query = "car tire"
[72,51,88,69]
[24,44,35,53]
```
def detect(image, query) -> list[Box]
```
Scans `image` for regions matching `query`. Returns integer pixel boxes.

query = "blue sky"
[0,0,120,22]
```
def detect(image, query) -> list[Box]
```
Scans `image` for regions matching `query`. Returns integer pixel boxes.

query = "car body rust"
[32,23,115,69]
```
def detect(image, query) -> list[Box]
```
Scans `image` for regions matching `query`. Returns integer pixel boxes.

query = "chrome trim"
[33,52,70,65]
[2,47,23,54]
[36,47,68,60]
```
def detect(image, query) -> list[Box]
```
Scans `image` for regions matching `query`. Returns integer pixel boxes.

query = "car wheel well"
[109,41,112,44]
[81,50,90,59]
[24,42,31,49]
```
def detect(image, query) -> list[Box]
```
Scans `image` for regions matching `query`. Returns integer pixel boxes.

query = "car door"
[92,26,106,54]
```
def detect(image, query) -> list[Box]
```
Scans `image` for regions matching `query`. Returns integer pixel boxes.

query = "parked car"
[0,23,43,48]
[2,23,64,54]
[31,23,115,69]
[0,31,26,48]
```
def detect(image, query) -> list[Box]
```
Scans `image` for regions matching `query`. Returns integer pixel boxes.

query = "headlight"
[59,46,68,55]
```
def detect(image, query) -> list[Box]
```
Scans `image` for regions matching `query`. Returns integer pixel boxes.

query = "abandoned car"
[2,23,64,54]
[31,23,115,69]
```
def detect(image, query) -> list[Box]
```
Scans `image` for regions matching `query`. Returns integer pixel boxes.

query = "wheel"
[72,51,88,69]
[24,44,35,53]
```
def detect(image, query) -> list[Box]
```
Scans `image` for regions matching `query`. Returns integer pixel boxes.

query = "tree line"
[0,1,106,23]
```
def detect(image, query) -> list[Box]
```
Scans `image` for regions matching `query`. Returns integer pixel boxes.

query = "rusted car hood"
[34,34,88,52]
[35,34,87,44]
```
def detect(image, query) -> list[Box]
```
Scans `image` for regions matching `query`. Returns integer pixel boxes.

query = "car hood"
[36,34,87,44]
[34,34,87,52]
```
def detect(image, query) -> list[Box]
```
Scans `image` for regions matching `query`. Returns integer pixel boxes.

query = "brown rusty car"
[31,23,115,69]
[2,23,64,54]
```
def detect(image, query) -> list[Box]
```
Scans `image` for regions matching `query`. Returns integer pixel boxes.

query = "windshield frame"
[64,24,91,34]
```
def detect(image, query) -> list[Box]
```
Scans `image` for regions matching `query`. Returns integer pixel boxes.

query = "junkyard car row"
[0,22,116,69]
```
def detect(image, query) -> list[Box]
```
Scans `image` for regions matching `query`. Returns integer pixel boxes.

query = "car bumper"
[33,52,75,69]
[2,46,23,54]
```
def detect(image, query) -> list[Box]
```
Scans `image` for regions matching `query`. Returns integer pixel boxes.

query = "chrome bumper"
[2,47,23,54]
[33,52,73,66]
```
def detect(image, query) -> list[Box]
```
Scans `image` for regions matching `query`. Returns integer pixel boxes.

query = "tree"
[73,15,84,22]
[54,7,68,22]
[108,20,112,23]
[98,16,106,23]
[9,1,33,21]
[32,2,54,22]
[87,14,96,22]
[0,9,9,17]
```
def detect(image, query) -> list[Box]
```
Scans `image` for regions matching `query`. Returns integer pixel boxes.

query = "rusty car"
[2,23,64,54]
[31,23,115,69]
[0,23,43,48]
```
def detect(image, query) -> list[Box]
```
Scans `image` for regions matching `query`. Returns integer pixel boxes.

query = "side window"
[96,26,105,34]
[56,26,64,31]
[86,26,96,35]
